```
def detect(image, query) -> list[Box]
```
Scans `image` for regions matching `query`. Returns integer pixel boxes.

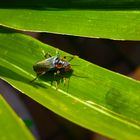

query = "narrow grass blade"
[1,27,140,139]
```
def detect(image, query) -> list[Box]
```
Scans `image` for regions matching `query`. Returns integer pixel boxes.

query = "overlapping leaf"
[0,0,140,40]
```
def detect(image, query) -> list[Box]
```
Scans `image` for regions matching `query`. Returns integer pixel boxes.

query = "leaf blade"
[1,28,140,139]
[0,8,140,40]
[0,95,35,140]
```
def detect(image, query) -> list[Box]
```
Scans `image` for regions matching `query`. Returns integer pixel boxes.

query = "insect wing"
[39,57,55,70]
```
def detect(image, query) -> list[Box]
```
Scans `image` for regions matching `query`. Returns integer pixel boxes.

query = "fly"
[31,52,74,84]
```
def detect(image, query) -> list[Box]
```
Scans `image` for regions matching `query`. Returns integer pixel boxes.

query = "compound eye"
[58,62,62,65]
[56,63,63,68]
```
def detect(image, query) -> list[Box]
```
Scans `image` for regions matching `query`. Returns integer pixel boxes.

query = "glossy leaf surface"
[1,28,140,139]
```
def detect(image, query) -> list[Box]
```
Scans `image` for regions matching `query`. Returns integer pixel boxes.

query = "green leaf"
[0,1,140,40]
[0,95,35,140]
[1,27,140,139]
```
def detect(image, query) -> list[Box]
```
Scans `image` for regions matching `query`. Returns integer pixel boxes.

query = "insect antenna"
[71,64,80,66]
[72,73,88,78]
[30,77,37,83]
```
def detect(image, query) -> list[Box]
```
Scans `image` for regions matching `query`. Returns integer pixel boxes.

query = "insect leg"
[42,50,51,58]
[55,48,60,56]
[30,74,40,83]
[66,77,70,92]
[53,70,61,90]
[63,77,66,85]
[44,53,52,58]
[30,72,46,83]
